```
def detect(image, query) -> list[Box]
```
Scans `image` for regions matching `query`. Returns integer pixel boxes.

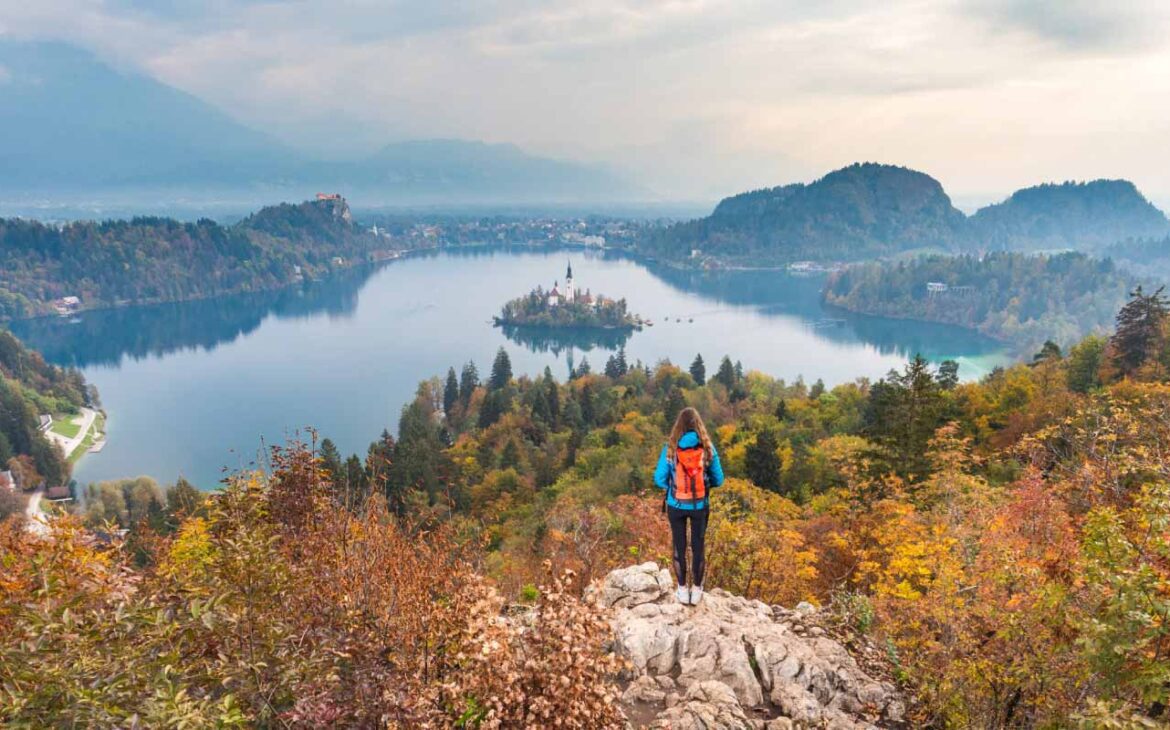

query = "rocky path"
[592,563,905,729]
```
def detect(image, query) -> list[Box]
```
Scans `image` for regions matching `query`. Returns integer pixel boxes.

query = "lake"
[10,247,1008,489]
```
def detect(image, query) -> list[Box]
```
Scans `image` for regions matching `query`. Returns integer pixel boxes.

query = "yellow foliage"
[160,516,215,583]
[706,478,818,605]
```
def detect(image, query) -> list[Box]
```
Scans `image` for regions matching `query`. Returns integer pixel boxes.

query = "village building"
[45,485,73,502]
[52,296,81,316]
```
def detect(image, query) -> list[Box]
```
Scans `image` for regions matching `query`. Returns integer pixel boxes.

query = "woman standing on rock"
[654,407,724,605]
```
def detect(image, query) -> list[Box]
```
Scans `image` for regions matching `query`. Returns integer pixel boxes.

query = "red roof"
[549,287,561,297]
[45,486,72,501]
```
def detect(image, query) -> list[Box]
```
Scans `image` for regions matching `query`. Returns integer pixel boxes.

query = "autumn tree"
[1065,335,1106,393]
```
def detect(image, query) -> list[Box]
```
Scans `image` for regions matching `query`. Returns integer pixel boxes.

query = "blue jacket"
[654,430,724,510]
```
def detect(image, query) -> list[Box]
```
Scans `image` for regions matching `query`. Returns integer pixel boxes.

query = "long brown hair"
[668,407,713,461]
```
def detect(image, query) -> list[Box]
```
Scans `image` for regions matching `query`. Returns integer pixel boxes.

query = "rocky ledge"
[591,563,905,729]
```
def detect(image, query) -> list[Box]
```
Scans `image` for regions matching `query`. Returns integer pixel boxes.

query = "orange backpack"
[672,446,707,506]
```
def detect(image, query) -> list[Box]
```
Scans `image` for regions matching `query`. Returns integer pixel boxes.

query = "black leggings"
[667,506,709,587]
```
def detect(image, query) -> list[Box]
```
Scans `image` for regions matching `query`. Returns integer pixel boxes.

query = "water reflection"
[496,322,633,356]
[9,266,372,369]
[10,248,1001,374]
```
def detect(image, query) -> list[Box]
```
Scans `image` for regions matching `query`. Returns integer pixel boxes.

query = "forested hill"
[0,329,90,496]
[0,196,379,320]
[971,180,1170,252]
[640,163,968,264]
[641,166,1170,265]
[15,293,1170,726]
[823,252,1135,351]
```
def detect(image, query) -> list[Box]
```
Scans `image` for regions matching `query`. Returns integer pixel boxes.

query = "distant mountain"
[971,180,1170,252]
[640,163,968,264]
[325,139,633,202]
[0,42,633,203]
[0,41,297,188]
[639,166,1170,265]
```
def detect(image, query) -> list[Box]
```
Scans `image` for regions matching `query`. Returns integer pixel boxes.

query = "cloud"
[968,0,1170,51]
[2,0,1170,200]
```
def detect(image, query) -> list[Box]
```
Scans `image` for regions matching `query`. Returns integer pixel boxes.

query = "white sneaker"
[676,585,691,605]
[690,586,704,605]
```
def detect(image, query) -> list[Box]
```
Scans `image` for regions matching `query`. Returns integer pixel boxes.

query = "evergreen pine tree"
[478,391,505,428]
[580,382,596,426]
[165,477,205,522]
[574,357,592,379]
[388,398,447,506]
[937,360,960,390]
[809,378,825,400]
[443,367,459,416]
[344,454,368,505]
[500,439,522,470]
[715,356,736,389]
[544,367,561,425]
[689,354,706,385]
[745,430,782,493]
[1031,340,1062,366]
[1110,286,1168,376]
[774,398,788,421]
[319,438,343,481]
[489,348,513,390]
[734,360,745,381]
[604,354,622,379]
[862,354,945,481]
[459,361,479,405]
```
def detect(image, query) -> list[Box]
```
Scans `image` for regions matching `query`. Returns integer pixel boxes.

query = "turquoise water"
[10,247,1008,488]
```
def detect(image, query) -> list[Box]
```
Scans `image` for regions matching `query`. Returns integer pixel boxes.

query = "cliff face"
[593,563,905,729]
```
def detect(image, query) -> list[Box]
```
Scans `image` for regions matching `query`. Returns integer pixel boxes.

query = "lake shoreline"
[12,246,1008,489]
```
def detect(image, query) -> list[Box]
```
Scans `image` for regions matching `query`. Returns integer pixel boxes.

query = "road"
[26,407,97,534]
[43,407,97,458]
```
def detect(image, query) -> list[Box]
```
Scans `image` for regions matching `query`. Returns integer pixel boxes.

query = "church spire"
[566,260,573,280]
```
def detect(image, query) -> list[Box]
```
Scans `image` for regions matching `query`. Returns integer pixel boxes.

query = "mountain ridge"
[643,164,1169,264]
[0,41,635,203]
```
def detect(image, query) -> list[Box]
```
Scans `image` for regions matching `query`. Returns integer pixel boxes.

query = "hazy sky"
[3,0,1170,204]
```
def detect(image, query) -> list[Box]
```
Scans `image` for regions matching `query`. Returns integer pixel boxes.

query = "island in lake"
[493,261,644,330]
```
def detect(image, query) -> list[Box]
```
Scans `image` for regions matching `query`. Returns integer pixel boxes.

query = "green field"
[50,414,82,439]
[68,413,105,465]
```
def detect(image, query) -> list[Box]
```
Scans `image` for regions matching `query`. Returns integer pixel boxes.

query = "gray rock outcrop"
[594,563,905,729]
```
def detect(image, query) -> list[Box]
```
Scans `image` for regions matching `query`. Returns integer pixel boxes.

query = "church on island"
[546,261,596,308]
[495,261,641,330]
